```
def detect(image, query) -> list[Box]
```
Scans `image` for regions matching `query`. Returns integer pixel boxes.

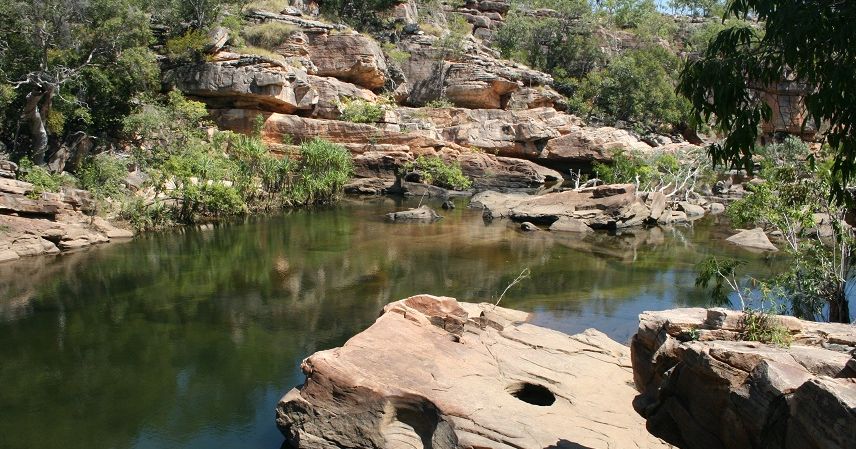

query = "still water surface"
[0,197,780,449]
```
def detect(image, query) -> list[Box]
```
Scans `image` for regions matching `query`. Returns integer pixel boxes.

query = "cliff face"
[164,0,692,192]
[631,308,856,449]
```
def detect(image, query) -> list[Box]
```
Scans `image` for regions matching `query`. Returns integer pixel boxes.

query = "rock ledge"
[277,295,670,449]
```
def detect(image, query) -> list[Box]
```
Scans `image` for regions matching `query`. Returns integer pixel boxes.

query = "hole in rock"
[507,382,556,406]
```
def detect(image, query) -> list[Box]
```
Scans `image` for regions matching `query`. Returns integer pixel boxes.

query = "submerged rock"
[631,308,856,449]
[386,205,441,222]
[276,295,670,449]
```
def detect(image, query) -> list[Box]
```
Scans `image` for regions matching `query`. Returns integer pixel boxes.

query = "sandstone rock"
[648,191,667,221]
[469,190,529,219]
[549,216,592,233]
[0,193,62,217]
[678,201,705,218]
[508,184,638,226]
[344,177,392,195]
[631,308,856,449]
[276,295,671,449]
[0,250,19,263]
[726,228,778,252]
[164,55,313,113]
[0,158,16,179]
[306,75,377,119]
[212,109,561,190]
[395,106,576,159]
[540,125,652,163]
[658,210,688,225]
[616,201,651,228]
[386,205,441,222]
[708,202,725,215]
[397,34,553,109]
[305,32,388,90]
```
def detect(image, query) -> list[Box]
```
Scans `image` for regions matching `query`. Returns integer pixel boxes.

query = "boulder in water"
[386,205,441,222]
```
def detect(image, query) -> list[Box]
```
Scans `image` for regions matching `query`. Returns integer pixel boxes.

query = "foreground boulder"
[277,295,670,449]
[726,227,779,252]
[631,308,856,449]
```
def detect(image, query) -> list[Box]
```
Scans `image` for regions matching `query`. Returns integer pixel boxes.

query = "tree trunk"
[20,84,54,165]
[828,287,851,323]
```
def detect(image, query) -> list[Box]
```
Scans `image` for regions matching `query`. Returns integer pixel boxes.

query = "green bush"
[741,309,792,347]
[382,42,411,66]
[17,158,75,197]
[570,45,690,126]
[77,153,127,200]
[292,138,354,205]
[119,197,174,232]
[164,29,209,61]
[402,156,472,190]
[339,99,385,123]
[424,98,455,108]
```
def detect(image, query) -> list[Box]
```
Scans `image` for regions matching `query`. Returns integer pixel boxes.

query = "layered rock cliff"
[631,308,856,449]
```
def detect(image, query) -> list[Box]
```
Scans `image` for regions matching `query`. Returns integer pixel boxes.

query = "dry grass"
[242,22,297,50]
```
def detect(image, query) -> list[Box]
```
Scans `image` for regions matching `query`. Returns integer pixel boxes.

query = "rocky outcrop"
[0,178,133,262]
[304,31,388,90]
[211,109,561,190]
[276,295,670,449]
[539,125,653,163]
[395,107,576,158]
[631,308,856,449]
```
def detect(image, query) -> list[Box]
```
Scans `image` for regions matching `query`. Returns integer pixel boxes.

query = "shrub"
[119,197,174,232]
[382,42,411,66]
[164,29,209,61]
[424,98,455,108]
[339,99,385,123]
[741,309,793,347]
[17,158,75,197]
[292,138,353,204]
[242,22,296,50]
[77,153,127,200]
[402,156,472,190]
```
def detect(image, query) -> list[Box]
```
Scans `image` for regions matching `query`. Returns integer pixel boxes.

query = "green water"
[0,197,780,449]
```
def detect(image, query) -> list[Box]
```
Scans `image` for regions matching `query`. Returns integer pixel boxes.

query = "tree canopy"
[679,0,856,198]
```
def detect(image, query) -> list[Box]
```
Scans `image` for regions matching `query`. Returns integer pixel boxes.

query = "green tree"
[668,0,725,17]
[727,139,852,323]
[571,45,690,127]
[0,0,156,164]
[679,0,856,197]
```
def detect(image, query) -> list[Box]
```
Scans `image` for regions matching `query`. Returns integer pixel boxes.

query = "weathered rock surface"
[304,32,388,90]
[549,216,592,233]
[0,178,133,262]
[386,205,441,222]
[539,125,652,163]
[726,228,778,252]
[212,109,561,189]
[631,308,856,449]
[277,295,671,449]
[394,107,576,159]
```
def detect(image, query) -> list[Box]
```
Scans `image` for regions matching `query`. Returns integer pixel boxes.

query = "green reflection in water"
[0,197,781,449]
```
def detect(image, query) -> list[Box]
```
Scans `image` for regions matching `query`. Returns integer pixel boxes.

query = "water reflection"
[0,197,780,449]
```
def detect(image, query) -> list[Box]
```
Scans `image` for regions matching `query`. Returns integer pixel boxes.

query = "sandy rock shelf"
[276,295,671,449]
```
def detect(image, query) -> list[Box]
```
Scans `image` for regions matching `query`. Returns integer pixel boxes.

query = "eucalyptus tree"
[679,0,856,198]
[0,0,156,164]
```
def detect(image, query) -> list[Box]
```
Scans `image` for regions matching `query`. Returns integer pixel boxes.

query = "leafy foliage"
[679,0,856,198]
[339,99,386,123]
[570,45,690,127]
[76,153,127,201]
[721,139,852,323]
[741,309,792,347]
[402,156,472,190]
[291,138,354,205]
[17,158,74,197]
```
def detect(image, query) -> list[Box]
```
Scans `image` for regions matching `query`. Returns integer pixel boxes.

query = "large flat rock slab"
[277,295,670,449]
